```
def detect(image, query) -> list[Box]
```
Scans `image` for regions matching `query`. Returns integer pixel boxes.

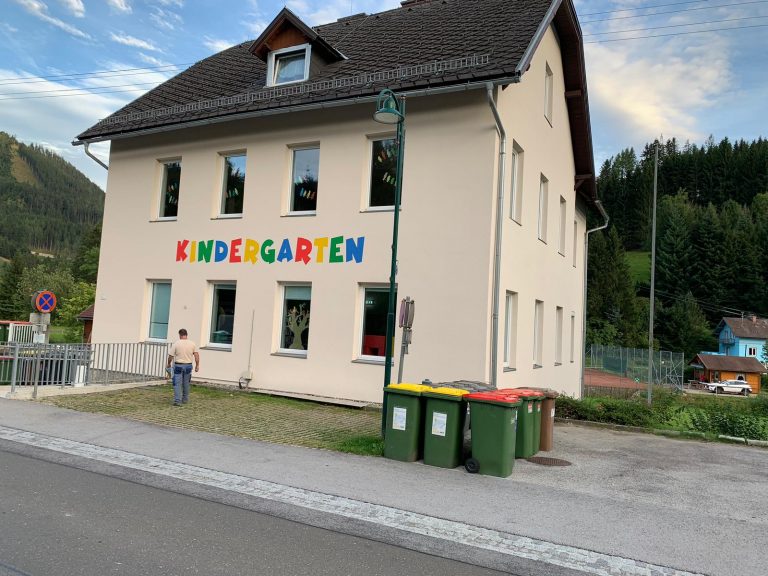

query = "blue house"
[716,316,768,362]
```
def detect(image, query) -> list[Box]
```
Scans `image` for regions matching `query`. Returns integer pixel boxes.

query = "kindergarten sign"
[175,236,365,265]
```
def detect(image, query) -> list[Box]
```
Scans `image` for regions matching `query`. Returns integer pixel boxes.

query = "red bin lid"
[502,388,544,397]
[465,391,521,404]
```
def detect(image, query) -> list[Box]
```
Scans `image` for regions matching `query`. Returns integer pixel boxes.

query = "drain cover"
[526,456,572,466]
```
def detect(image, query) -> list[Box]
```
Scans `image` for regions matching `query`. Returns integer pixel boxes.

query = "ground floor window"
[148,281,171,340]
[361,287,389,358]
[281,285,311,353]
[210,283,236,346]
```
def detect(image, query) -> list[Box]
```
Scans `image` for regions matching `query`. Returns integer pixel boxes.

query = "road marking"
[0,425,703,576]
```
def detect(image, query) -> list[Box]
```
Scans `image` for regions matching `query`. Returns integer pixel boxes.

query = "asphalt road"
[0,449,505,576]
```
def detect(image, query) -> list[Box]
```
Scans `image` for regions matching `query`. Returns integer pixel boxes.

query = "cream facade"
[91,22,592,403]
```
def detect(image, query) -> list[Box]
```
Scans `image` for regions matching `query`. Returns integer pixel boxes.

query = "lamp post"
[373,89,406,437]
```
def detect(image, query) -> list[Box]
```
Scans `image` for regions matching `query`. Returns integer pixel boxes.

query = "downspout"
[580,199,609,397]
[83,142,109,171]
[487,83,506,389]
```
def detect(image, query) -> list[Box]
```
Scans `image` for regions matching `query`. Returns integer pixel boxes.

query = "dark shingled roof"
[720,317,768,340]
[77,304,95,321]
[75,0,595,202]
[691,354,766,373]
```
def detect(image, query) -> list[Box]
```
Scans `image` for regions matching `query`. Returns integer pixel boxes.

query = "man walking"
[166,328,199,406]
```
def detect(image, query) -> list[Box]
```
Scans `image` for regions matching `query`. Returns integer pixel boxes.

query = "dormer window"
[268,44,311,86]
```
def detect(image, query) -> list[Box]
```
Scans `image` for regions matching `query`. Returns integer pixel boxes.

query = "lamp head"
[374,90,403,124]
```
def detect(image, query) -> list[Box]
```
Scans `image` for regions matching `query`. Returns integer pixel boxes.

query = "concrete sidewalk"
[0,398,765,576]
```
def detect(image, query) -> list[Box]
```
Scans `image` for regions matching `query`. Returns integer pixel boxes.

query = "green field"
[626,251,651,286]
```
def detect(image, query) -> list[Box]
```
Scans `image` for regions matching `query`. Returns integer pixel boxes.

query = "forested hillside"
[588,137,768,359]
[0,132,104,258]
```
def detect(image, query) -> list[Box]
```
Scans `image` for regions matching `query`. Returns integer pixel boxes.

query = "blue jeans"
[172,364,192,404]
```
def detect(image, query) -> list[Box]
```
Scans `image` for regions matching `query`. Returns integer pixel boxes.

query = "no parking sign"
[32,290,57,314]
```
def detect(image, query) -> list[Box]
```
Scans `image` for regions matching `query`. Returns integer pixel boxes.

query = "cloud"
[284,0,400,26]
[157,0,183,6]
[203,37,236,53]
[106,0,131,14]
[150,7,183,31]
[109,32,161,52]
[12,0,91,39]
[1,23,20,33]
[137,53,172,67]
[243,18,268,37]
[58,0,84,18]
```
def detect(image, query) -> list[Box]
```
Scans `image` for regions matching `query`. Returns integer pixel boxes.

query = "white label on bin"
[512,413,517,430]
[392,407,407,431]
[528,404,533,414]
[551,408,556,418]
[431,412,447,437]
[537,404,541,412]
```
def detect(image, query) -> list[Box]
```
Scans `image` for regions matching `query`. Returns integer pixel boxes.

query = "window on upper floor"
[538,175,549,242]
[572,220,579,267]
[504,291,518,370]
[159,160,181,219]
[510,141,524,223]
[747,346,757,356]
[555,306,563,365]
[558,196,567,255]
[534,299,544,367]
[369,137,398,208]
[220,153,246,216]
[290,146,320,213]
[268,44,310,86]
[544,62,554,125]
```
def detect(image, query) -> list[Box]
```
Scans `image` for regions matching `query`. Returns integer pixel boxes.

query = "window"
[290,147,320,213]
[360,287,389,358]
[570,313,576,363]
[558,196,566,255]
[555,306,563,364]
[268,45,310,86]
[510,142,524,222]
[572,220,579,267]
[544,62,553,124]
[159,160,181,218]
[148,281,171,340]
[534,300,544,367]
[220,154,246,215]
[538,175,549,242]
[747,346,757,356]
[281,285,311,353]
[209,283,236,346]
[369,137,398,207]
[504,291,518,369]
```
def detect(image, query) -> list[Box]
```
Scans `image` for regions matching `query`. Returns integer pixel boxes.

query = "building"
[74,0,603,403]
[77,304,95,344]
[689,353,764,394]
[716,316,768,363]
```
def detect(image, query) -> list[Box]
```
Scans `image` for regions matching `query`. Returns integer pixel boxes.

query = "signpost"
[397,297,415,384]
[30,290,56,344]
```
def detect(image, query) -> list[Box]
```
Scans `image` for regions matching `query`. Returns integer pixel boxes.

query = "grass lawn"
[626,251,651,286]
[42,384,384,456]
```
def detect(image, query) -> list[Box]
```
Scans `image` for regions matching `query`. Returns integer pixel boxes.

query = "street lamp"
[374,89,406,436]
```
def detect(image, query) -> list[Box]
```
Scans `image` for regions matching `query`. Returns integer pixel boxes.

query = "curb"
[555,418,766,447]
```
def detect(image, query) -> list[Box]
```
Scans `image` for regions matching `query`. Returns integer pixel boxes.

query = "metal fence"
[0,342,168,394]
[584,344,685,395]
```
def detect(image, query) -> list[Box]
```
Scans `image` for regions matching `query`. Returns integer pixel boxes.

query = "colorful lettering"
[214,240,228,262]
[329,236,344,263]
[230,238,242,263]
[277,239,294,262]
[261,239,275,263]
[314,237,329,263]
[176,240,189,262]
[190,240,197,263]
[198,240,213,263]
[345,237,364,263]
[294,237,312,265]
[244,239,259,264]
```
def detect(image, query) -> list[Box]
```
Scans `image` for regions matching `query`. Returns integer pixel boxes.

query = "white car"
[705,379,752,396]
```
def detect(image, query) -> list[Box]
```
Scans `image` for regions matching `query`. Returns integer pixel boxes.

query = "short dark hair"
[178,328,188,337]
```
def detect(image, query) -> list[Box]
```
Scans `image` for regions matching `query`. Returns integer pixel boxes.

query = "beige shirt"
[169,339,197,364]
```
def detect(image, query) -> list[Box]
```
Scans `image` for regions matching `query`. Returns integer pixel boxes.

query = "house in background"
[716,316,768,362]
[689,353,764,394]
[77,304,95,344]
[74,0,604,403]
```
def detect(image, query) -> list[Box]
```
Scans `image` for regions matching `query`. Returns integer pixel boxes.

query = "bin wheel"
[465,458,480,474]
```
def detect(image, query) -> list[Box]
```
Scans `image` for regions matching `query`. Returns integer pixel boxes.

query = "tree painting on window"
[370,138,397,207]
[284,303,310,350]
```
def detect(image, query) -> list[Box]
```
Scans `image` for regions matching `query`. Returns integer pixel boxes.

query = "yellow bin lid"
[428,387,469,397]
[387,383,434,393]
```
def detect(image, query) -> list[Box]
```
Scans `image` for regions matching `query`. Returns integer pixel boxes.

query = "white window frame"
[504,291,518,370]
[555,306,563,365]
[278,283,312,357]
[358,285,390,362]
[572,220,579,267]
[367,135,397,211]
[544,62,553,125]
[207,282,237,350]
[558,196,567,255]
[267,44,311,87]
[510,141,524,223]
[218,152,247,218]
[158,159,181,221]
[534,300,544,367]
[147,280,171,341]
[747,346,757,356]
[570,313,576,363]
[538,175,549,242]
[288,145,320,215]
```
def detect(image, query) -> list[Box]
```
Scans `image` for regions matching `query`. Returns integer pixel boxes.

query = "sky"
[2,0,767,190]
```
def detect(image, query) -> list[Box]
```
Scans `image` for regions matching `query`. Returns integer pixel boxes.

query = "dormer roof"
[249,8,344,63]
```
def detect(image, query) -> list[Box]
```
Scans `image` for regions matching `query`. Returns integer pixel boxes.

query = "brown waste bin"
[512,387,559,452]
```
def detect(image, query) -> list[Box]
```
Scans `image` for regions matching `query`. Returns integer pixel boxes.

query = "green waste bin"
[383,384,432,462]
[500,388,541,458]
[464,392,521,477]
[422,387,469,468]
